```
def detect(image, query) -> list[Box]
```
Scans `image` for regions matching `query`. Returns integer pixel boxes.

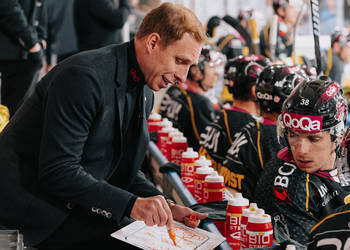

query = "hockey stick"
[222,15,254,54]
[269,14,278,62]
[292,1,307,64]
[310,0,322,75]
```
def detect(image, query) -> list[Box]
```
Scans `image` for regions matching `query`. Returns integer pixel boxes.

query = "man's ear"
[145,33,162,54]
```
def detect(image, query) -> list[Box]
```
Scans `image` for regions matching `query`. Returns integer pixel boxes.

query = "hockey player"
[256,78,350,246]
[216,8,254,60]
[198,55,270,173]
[223,65,307,200]
[322,27,350,84]
[159,48,220,151]
[260,0,301,60]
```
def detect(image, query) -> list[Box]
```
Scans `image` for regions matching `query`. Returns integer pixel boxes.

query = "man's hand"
[28,42,41,53]
[170,204,208,228]
[130,195,173,228]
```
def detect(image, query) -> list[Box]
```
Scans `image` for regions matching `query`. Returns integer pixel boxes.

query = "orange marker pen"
[190,214,197,221]
[167,227,177,246]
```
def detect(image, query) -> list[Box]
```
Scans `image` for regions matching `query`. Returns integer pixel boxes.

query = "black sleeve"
[38,66,136,224]
[87,0,131,28]
[36,0,47,40]
[127,171,163,198]
[0,0,39,49]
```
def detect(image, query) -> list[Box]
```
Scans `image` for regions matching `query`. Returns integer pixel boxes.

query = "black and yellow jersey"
[308,203,350,249]
[160,84,216,151]
[255,147,350,246]
[198,107,260,173]
[222,121,280,201]
[321,48,345,84]
[259,18,293,60]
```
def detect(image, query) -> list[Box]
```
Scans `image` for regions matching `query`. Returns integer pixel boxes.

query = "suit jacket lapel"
[114,43,128,149]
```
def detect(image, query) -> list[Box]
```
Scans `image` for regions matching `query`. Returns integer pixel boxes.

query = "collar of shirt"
[231,106,249,113]
[127,39,145,88]
[262,118,276,125]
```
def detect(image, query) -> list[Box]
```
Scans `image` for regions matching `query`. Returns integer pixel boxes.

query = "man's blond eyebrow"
[177,55,198,65]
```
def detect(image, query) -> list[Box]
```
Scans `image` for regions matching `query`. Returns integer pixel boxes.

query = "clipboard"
[111,221,225,250]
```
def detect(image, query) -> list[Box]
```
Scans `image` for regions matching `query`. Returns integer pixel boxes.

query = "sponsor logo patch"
[274,187,291,204]
[321,83,339,101]
[282,111,322,132]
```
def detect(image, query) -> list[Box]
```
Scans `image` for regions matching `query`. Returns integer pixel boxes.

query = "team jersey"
[308,203,350,249]
[259,18,293,60]
[222,121,281,201]
[321,48,345,84]
[198,107,259,171]
[255,147,350,246]
[160,84,216,151]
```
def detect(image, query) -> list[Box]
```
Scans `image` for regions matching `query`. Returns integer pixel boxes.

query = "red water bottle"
[147,112,162,132]
[166,130,182,161]
[203,172,225,203]
[158,127,175,157]
[246,211,273,248]
[240,203,258,249]
[155,119,172,148]
[170,135,187,165]
[194,166,213,203]
[203,172,226,235]
[202,156,212,168]
[180,148,198,194]
[225,193,249,249]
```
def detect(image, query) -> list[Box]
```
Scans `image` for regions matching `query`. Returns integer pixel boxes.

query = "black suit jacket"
[0,42,162,246]
[74,0,131,51]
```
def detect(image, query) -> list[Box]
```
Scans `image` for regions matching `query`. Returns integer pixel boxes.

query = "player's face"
[288,130,337,173]
[200,63,219,90]
[284,5,298,25]
[340,45,350,64]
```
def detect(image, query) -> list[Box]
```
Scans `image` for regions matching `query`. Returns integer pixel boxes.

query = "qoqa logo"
[282,112,322,132]
[322,83,339,100]
[326,86,337,97]
[257,92,273,100]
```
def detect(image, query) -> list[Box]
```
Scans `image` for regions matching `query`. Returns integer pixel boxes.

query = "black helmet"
[188,46,225,80]
[238,7,254,22]
[331,27,350,48]
[206,16,221,38]
[224,55,271,100]
[278,79,347,145]
[273,0,288,14]
[256,65,307,114]
[273,0,303,15]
